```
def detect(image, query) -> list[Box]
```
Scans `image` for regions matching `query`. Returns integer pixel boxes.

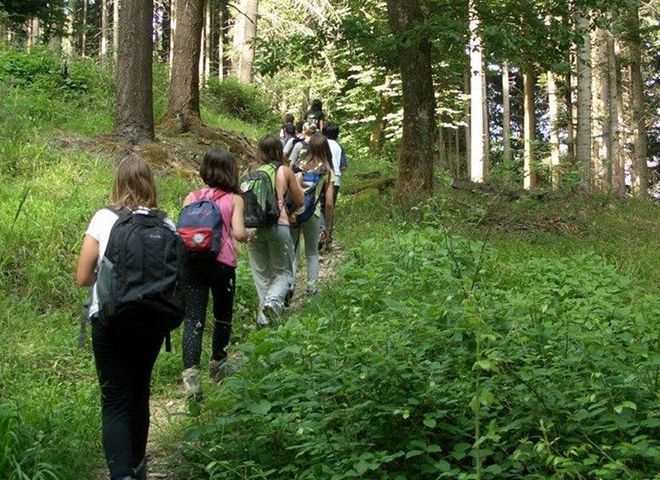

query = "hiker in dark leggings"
[180,149,254,399]
[76,155,170,480]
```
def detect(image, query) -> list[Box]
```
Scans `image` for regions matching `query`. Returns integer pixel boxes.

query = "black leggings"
[92,319,164,480]
[182,259,236,369]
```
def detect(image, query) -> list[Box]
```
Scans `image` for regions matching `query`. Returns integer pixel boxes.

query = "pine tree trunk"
[575,8,592,192]
[523,65,536,189]
[547,71,560,189]
[238,0,258,83]
[468,0,484,182]
[114,0,155,144]
[627,5,648,198]
[162,0,205,131]
[502,61,511,162]
[101,0,108,61]
[386,0,436,204]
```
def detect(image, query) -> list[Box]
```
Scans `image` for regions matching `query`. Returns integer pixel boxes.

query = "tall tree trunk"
[218,1,230,79]
[113,0,120,62]
[114,0,155,143]
[592,27,607,188]
[386,0,436,204]
[369,76,392,152]
[101,0,108,61]
[502,61,511,162]
[464,69,471,175]
[238,0,258,83]
[575,8,592,192]
[28,17,39,47]
[547,71,560,189]
[609,35,624,194]
[163,0,205,131]
[468,0,484,182]
[202,0,211,83]
[523,65,536,189]
[565,69,575,162]
[169,0,177,73]
[81,0,87,56]
[627,5,647,198]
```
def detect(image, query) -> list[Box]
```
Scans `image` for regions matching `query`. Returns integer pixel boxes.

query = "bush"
[181,227,660,479]
[202,76,279,126]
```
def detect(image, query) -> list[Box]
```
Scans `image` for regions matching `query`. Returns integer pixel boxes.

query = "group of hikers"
[75,99,346,480]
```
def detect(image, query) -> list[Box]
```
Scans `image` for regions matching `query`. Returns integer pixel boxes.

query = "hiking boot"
[256,310,269,327]
[306,285,318,297]
[262,302,279,323]
[209,359,239,382]
[133,458,147,480]
[182,367,201,398]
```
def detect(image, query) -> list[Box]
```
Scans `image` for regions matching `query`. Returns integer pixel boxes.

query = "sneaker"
[262,302,279,323]
[182,367,201,398]
[209,359,239,382]
[256,310,269,327]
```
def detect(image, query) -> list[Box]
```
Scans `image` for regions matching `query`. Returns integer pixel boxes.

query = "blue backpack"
[177,189,226,260]
[286,164,327,227]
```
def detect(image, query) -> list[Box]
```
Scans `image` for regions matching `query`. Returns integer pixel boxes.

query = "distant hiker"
[284,121,305,159]
[319,122,346,249]
[304,98,325,131]
[245,135,304,326]
[289,134,334,296]
[281,123,297,148]
[76,155,182,480]
[288,122,316,165]
[179,149,256,399]
[279,113,295,143]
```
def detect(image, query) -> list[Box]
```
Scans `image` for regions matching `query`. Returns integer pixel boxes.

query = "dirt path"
[91,244,345,480]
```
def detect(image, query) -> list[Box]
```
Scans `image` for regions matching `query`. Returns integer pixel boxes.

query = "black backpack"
[96,207,186,340]
[240,163,280,228]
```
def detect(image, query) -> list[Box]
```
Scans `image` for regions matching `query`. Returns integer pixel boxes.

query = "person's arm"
[284,167,305,207]
[76,234,99,286]
[231,195,256,243]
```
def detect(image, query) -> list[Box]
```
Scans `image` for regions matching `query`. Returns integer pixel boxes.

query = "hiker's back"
[96,207,186,336]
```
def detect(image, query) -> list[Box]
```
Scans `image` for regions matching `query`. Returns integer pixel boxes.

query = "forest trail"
[92,245,346,480]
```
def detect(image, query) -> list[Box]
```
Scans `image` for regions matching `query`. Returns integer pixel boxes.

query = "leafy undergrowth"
[176,193,660,479]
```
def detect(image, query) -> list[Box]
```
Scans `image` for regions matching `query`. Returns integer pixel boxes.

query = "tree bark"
[114,0,155,144]
[502,61,511,162]
[162,0,205,131]
[627,5,648,198]
[547,70,560,189]
[575,7,592,192]
[100,0,108,61]
[609,34,624,194]
[386,0,436,204]
[113,0,119,62]
[238,0,258,83]
[523,65,536,189]
[468,0,484,182]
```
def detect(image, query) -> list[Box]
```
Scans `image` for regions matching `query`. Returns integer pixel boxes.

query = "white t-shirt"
[84,207,175,316]
[327,139,342,187]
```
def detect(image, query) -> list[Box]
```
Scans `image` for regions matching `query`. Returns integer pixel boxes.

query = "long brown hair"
[304,134,332,172]
[257,134,284,165]
[199,148,239,193]
[111,155,158,209]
